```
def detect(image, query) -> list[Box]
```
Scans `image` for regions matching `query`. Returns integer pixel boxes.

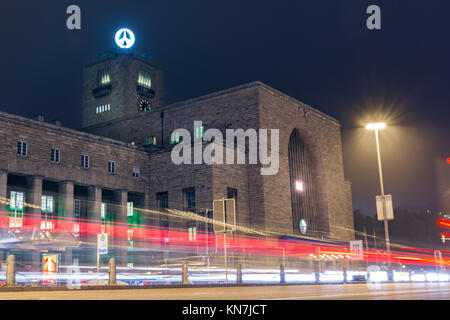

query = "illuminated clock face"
[115,28,135,49]
[139,98,151,112]
[299,219,307,235]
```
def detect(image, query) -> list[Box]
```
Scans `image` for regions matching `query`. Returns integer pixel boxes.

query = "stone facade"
[82,53,164,128]
[0,51,354,259]
[84,71,354,241]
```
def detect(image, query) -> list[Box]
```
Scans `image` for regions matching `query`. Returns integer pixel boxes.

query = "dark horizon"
[1,0,449,216]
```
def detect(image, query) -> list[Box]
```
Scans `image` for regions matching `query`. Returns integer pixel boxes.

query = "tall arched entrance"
[288,129,319,236]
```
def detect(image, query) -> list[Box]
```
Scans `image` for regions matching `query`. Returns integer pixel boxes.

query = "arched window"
[288,129,318,236]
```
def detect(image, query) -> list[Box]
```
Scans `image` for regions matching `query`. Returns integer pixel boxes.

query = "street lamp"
[366,122,391,255]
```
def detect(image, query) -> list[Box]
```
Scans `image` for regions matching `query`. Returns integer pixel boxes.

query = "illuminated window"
[17,141,27,156]
[101,203,106,219]
[133,165,140,178]
[138,70,151,88]
[170,131,180,144]
[41,195,54,230]
[188,226,197,242]
[9,191,24,228]
[81,154,89,169]
[10,191,24,210]
[96,104,111,114]
[195,125,204,140]
[295,180,304,192]
[145,136,157,146]
[41,196,54,213]
[108,160,116,174]
[127,228,134,241]
[50,148,60,163]
[97,68,110,86]
[127,202,134,217]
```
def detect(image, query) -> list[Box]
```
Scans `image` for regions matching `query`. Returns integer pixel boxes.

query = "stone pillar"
[27,175,43,271]
[182,262,189,285]
[0,170,7,214]
[26,175,43,218]
[108,258,116,285]
[59,181,74,266]
[87,185,102,266]
[6,254,15,286]
[114,189,128,267]
[237,264,243,284]
[58,181,74,219]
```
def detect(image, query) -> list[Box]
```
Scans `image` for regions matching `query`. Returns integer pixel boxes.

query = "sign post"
[213,198,236,284]
[97,233,108,273]
[349,240,364,261]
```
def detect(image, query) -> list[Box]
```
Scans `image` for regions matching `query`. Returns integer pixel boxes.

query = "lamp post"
[366,122,391,255]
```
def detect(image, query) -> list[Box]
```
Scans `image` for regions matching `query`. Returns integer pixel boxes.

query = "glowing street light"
[365,122,386,130]
[366,122,391,256]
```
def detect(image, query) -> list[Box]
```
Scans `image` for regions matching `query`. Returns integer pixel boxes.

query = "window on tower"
[97,68,110,86]
[138,70,151,88]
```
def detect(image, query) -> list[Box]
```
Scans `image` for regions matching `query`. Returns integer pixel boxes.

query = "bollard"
[343,267,347,284]
[237,264,243,284]
[182,262,189,285]
[6,255,15,286]
[108,258,116,285]
[280,263,285,284]
[314,264,320,283]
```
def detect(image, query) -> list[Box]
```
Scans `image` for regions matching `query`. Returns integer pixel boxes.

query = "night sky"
[0,0,449,215]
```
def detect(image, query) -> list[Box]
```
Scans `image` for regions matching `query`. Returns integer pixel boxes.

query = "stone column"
[59,181,74,266]
[0,170,7,214]
[58,181,74,219]
[26,175,43,218]
[27,175,44,271]
[87,185,102,266]
[114,189,128,267]
[87,185,102,224]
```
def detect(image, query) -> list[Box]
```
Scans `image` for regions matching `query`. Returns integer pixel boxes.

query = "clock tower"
[81,29,164,129]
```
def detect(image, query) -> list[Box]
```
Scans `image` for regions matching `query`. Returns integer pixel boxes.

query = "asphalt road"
[0,282,449,300]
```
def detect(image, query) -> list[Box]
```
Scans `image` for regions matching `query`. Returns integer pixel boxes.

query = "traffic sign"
[349,240,364,260]
[376,194,394,221]
[97,233,108,255]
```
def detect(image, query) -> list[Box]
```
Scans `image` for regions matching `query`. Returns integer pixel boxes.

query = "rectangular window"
[145,136,157,146]
[188,226,197,242]
[97,68,110,86]
[138,70,151,88]
[170,131,180,144]
[183,187,195,212]
[51,148,60,163]
[41,195,55,230]
[108,160,116,174]
[101,203,106,219]
[73,199,81,233]
[133,165,140,178]
[17,141,27,156]
[127,202,134,217]
[81,154,89,169]
[9,191,24,228]
[195,125,204,140]
[10,191,24,210]
[96,104,111,114]
[41,195,54,213]
[157,192,168,211]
